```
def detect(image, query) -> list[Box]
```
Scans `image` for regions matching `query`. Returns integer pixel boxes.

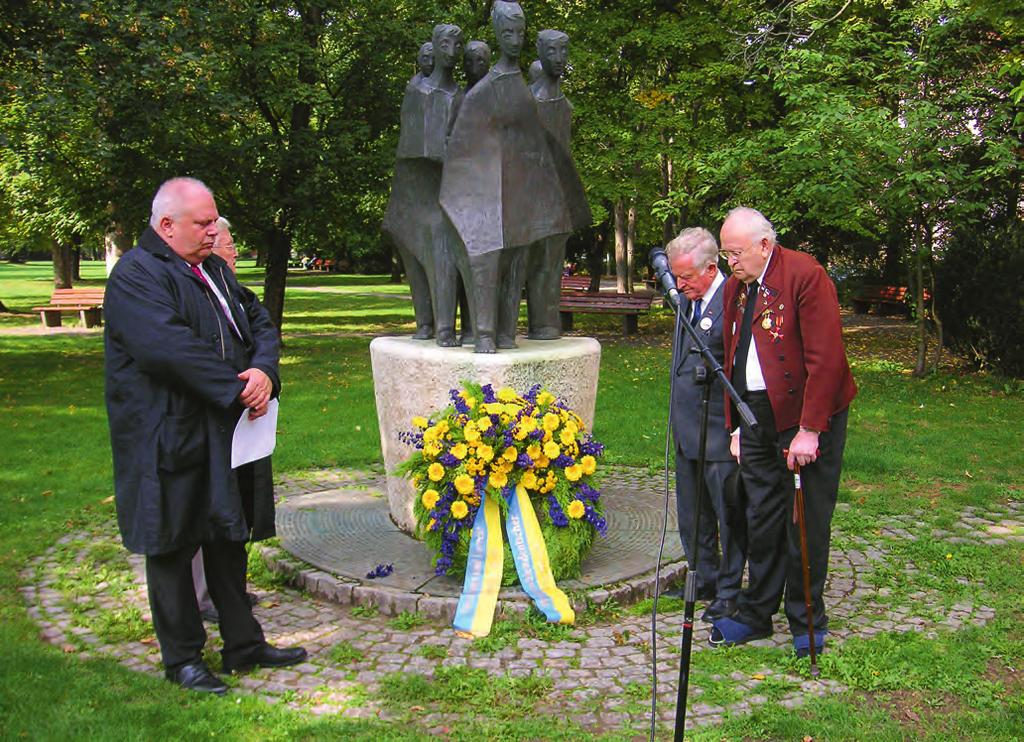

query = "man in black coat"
[104,177,306,694]
[667,227,745,621]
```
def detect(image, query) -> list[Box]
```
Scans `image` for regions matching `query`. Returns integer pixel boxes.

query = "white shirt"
[741,250,774,392]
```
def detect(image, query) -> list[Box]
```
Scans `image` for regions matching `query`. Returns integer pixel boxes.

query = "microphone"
[648,247,680,309]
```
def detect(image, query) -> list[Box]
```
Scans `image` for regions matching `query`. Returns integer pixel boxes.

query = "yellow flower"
[459,391,476,409]
[412,416,429,429]
[513,426,529,441]
[565,464,583,482]
[567,500,585,519]
[421,489,440,509]
[411,475,421,488]
[522,470,538,489]
[423,441,442,458]
[451,442,468,460]
[526,443,542,460]
[502,446,518,462]
[426,518,436,531]
[488,471,508,489]
[564,420,578,436]
[535,456,550,469]
[478,416,492,431]
[497,387,518,402]
[537,391,555,405]
[543,430,552,443]
[520,416,537,433]
[559,428,576,446]
[484,402,504,415]
[504,403,521,416]
[465,426,481,443]
[451,500,469,519]
[544,441,561,459]
[423,427,438,443]
[581,455,597,475]
[436,420,450,434]
[427,462,445,481]
[454,474,475,495]
[543,412,561,431]
[477,444,495,462]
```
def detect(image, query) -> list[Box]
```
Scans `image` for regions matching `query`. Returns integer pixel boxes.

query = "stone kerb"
[369,336,602,533]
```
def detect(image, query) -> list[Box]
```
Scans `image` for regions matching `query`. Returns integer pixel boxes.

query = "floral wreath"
[397,382,607,586]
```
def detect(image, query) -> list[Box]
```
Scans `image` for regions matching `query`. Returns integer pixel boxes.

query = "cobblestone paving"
[19,468,1021,737]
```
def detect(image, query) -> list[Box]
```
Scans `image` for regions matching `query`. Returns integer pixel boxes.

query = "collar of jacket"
[756,245,787,316]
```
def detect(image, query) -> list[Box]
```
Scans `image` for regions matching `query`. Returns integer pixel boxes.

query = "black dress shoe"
[165,661,228,695]
[695,586,717,602]
[222,644,308,674]
[701,597,738,622]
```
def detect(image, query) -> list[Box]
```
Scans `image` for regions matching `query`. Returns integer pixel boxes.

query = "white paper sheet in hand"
[231,398,279,468]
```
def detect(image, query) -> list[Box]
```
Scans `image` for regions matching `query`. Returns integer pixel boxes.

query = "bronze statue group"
[382,0,590,353]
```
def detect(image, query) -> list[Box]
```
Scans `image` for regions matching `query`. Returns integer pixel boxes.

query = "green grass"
[1,260,1023,740]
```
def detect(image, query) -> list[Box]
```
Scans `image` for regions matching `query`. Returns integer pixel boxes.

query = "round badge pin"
[699,317,713,331]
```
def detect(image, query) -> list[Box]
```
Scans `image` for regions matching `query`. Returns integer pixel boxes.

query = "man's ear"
[159,215,174,238]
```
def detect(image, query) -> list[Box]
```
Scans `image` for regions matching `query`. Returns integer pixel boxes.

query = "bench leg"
[622,314,638,335]
[40,310,61,328]
[81,308,102,328]
[560,311,574,332]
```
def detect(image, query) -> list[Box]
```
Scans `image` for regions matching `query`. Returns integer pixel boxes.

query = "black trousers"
[734,392,848,636]
[146,539,265,672]
[675,449,745,600]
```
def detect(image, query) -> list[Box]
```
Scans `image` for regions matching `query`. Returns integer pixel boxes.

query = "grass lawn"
[1,260,1021,740]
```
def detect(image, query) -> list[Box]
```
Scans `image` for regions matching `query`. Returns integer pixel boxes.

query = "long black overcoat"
[104,227,280,555]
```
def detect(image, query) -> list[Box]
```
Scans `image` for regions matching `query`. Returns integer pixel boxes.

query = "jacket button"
[788,388,796,395]
[778,355,785,361]
[784,372,792,379]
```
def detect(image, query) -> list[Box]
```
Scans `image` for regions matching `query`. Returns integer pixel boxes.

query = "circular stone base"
[370,335,601,533]
[269,467,684,618]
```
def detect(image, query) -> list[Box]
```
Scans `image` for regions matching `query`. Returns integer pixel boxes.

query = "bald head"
[720,207,776,285]
[149,177,219,265]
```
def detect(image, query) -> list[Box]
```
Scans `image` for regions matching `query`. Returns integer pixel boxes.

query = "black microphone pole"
[648,248,759,741]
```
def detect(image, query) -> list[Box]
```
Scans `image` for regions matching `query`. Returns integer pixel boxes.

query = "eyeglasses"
[718,249,745,264]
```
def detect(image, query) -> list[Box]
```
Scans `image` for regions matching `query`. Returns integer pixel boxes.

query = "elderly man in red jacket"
[710,206,856,659]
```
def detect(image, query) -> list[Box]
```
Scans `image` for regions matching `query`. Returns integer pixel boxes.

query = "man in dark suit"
[711,207,857,658]
[667,227,745,622]
[104,177,306,694]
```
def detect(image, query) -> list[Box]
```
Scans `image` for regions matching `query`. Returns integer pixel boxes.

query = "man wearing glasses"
[711,207,856,660]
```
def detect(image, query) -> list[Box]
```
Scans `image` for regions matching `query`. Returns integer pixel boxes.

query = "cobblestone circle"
[20,467,1020,736]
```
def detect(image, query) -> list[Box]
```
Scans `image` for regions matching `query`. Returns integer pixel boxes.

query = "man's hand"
[730,430,741,462]
[238,368,271,413]
[787,429,819,470]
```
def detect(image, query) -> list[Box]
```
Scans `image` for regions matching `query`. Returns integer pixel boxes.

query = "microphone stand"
[662,287,758,742]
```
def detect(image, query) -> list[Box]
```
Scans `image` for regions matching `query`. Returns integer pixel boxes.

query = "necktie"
[690,298,703,328]
[732,281,759,394]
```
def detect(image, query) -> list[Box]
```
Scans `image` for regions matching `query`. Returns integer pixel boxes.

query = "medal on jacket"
[769,305,785,342]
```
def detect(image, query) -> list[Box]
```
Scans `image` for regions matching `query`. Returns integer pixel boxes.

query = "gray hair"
[665,227,719,271]
[216,216,232,231]
[724,206,776,246]
[149,177,210,228]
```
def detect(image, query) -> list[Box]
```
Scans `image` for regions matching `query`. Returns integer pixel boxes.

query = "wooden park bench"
[32,287,105,328]
[560,274,593,292]
[559,291,656,335]
[851,285,929,316]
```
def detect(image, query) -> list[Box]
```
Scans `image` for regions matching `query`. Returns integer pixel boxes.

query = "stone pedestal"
[370,336,602,533]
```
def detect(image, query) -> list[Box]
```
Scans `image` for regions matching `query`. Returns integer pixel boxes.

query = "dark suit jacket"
[722,246,856,433]
[671,282,732,461]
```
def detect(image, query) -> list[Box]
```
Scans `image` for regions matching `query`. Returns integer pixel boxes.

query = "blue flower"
[516,453,533,468]
[435,556,452,574]
[481,384,496,403]
[580,437,605,456]
[450,388,470,415]
[439,453,459,467]
[552,454,574,468]
[366,563,394,579]
[547,494,569,527]
[529,428,545,441]
[585,505,608,536]
[525,384,542,403]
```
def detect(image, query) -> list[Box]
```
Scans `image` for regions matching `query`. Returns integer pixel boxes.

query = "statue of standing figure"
[439,0,590,352]
[526,29,583,339]
[382,25,465,346]
[463,41,491,90]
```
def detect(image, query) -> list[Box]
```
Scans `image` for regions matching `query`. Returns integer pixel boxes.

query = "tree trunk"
[51,240,74,288]
[389,246,403,283]
[929,264,943,373]
[613,199,628,293]
[659,143,675,245]
[912,219,929,378]
[72,243,82,281]
[626,203,636,294]
[586,225,604,292]
[261,226,291,334]
[105,221,132,275]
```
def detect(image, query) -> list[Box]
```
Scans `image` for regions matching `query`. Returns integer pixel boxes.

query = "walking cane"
[789,455,820,678]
